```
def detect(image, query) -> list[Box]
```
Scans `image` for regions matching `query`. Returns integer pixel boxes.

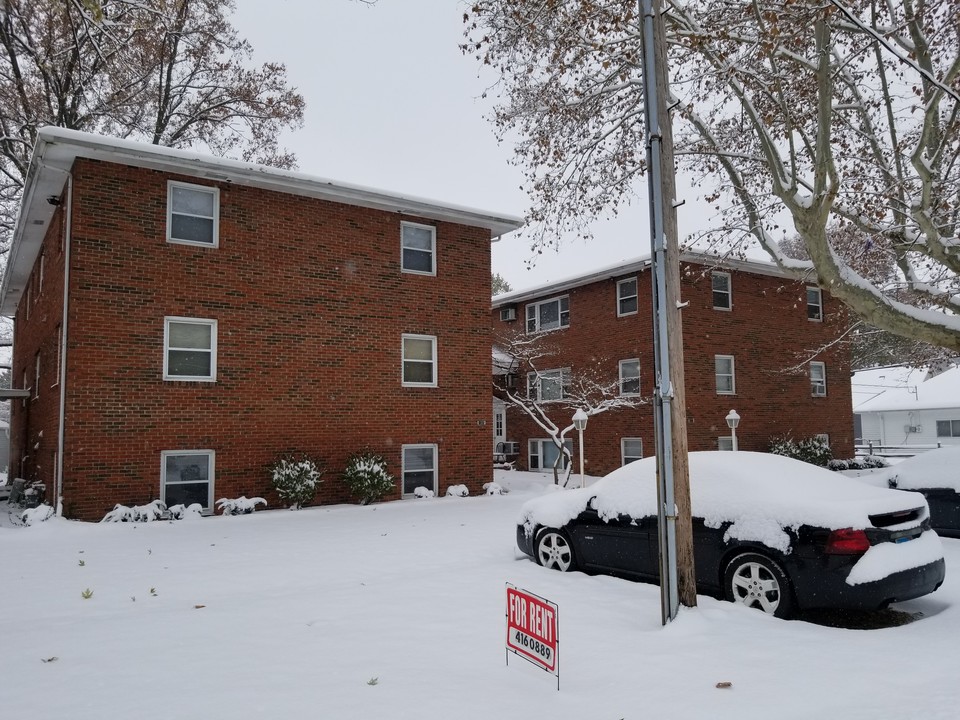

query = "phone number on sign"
[510,630,553,664]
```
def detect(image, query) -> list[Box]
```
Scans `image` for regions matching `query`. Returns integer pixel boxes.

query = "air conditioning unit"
[500,306,517,322]
[501,441,520,455]
[904,424,923,434]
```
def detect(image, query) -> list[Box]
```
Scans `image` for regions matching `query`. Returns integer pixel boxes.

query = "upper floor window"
[401,222,436,275]
[810,361,827,397]
[164,317,217,381]
[619,359,640,396]
[715,355,735,394]
[168,181,219,247]
[617,278,638,316]
[807,286,823,321]
[527,368,568,402]
[712,272,732,310]
[526,295,569,333]
[402,334,437,387]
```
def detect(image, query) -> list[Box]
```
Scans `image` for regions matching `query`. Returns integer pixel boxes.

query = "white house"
[852,363,960,450]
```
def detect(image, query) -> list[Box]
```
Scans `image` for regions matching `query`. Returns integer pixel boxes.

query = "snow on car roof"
[519,451,929,554]
[878,447,960,492]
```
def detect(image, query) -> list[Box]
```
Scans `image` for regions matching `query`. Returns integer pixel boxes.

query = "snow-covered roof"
[491,250,799,307]
[852,363,960,413]
[492,346,516,375]
[1,127,524,316]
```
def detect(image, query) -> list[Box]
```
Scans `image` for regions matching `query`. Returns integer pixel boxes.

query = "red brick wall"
[493,263,854,477]
[13,158,494,520]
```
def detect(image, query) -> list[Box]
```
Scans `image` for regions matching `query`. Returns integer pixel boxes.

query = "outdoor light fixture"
[572,409,588,488]
[725,409,741,451]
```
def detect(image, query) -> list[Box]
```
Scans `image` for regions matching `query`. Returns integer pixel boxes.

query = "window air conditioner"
[502,441,520,455]
[500,306,517,322]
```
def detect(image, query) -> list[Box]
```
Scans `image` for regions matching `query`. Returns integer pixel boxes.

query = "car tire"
[723,552,794,619]
[535,528,577,572]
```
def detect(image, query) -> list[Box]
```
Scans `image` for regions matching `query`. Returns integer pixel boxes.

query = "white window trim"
[807,286,823,322]
[164,317,218,382]
[619,358,641,396]
[712,272,732,311]
[810,361,827,397]
[616,277,638,317]
[526,295,570,333]
[52,324,61,387]
[401,443,438,498]
[33,352,40,399]
[621,438,643,465]
[400,221,437,276]
[715,354,736,395]
[527,367,568,402]
[166,180,220,248]
[160,449,215,512]
[402,333,438,388]
[37,252,44,299]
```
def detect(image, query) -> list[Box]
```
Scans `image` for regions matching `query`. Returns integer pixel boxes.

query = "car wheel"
[535,529,576,572]
[723,552,794,618]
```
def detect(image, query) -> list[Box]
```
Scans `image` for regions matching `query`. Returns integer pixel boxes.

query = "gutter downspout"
[55,173,72,516]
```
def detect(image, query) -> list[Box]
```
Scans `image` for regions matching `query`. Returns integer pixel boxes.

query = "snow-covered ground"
[1,469,957,720]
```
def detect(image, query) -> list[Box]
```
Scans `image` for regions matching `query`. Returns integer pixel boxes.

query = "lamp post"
[572,409,589,488]
[725,409,740,451]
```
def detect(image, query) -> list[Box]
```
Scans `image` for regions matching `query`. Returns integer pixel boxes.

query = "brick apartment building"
[491,254,854,476]
[1,127,522,521]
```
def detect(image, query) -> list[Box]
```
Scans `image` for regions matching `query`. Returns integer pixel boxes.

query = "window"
[621,438,643,465]
[619,359,640,396]
[527,368,568,402]
[37,252,44,299]
[401,222,436,275]
[21,369,27,408]
[33,352,40,399]
[167,181,219,246]
[815,433,830,447]
[807,286,823,321]
[53,324,61,387]
[715,355,735,394]
[529,439,572,472]
[402,444,437,497]
[402,334,437,387]
[161,450,214,511]
[937,420,960,438]
[164,317,217,381]
[712,272,731,310]
[617,278,638,316]
[526,296,569,333]
[718,436,734,451]
[810,361,827,396]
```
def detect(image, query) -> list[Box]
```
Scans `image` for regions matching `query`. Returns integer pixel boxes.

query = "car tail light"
[825,528,871,555]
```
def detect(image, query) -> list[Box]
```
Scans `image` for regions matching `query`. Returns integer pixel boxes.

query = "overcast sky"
[230,0,687,293]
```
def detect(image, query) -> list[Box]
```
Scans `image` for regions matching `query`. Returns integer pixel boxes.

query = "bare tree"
[464,0,960,352]
[0,0,305,251]
[495,330,644,485]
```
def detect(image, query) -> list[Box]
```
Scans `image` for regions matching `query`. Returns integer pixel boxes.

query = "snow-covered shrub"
[413,486,435,499]
[217,496,267,515]
[101,500,168,523]
[827,459,849,471]
[342,451,395,505]
[20,503,54,525]
[828,456,889,472]
[483,482,507,496]
[270,455,323,509]
[168,503,204,520]
[768,435,832,467]
[445,484,469,497]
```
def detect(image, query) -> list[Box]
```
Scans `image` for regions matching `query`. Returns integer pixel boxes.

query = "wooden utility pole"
[639,0,697,621]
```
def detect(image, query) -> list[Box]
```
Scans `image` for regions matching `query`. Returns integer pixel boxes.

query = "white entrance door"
[493,398,506,452]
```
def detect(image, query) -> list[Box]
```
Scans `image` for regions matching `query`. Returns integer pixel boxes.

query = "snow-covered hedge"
[20,503,54,525]
[217,496,267,515]
[483,482,507,496]
[413,486,435,499]
[445,484,469,497]
[769,435,832,467]
[342,451,395,505]
[101,500,168,523]
[270,455,323,510]
[828,456,889,471]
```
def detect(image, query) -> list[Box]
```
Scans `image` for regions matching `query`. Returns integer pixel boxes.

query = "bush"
[217,496,267,515]
[270,455,323,509]
[342,451,394,505]
[828,456,889,472]
[445,484,469,497]
[769,435,833,467]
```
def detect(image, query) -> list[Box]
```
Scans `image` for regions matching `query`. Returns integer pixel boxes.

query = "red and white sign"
[506,584,559,674]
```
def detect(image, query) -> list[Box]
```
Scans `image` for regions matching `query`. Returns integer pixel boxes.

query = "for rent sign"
[506,584,559,674]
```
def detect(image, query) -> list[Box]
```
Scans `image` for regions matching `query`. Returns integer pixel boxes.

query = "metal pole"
[579,427,585,489]
[639,0,679,624]
[732,426,738,452]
